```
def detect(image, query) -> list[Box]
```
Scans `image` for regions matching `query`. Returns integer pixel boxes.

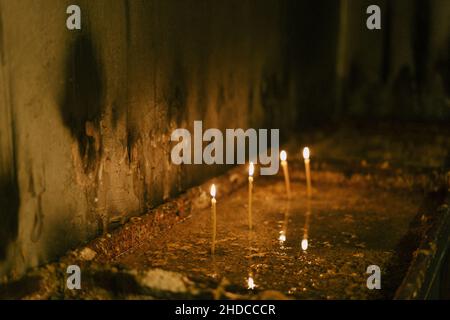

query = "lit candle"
[248,162,254,230]
[210,184,217,255]
[280,150,291,199]
[303,147,312,198]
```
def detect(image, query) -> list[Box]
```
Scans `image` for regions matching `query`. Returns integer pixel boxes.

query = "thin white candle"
[248,162,254,230]
[280,150,291,199]
[303,147,312,198]
[210,184,217,255]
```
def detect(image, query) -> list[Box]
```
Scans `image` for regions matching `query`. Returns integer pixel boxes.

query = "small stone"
[79,247,97,261]
[137,269,191,294]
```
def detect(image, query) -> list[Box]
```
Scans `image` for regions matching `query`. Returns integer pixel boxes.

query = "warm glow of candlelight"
[303,147,312,198]
[303,147,310,160]
[249,162,254,176]
[280,150,291,198]
[248,162,254,230]
[210,184,217,255]
[301,239,308,251]
[247,276,256,290]
[279,231,286,242]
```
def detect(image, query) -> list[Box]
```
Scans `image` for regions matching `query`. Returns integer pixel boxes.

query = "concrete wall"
[1,0,449,279]
[0,0,294,278]
[341,0,450,120]
[288,0,450,124]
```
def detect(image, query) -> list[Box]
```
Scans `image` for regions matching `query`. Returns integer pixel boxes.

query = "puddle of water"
[116,176,422,299]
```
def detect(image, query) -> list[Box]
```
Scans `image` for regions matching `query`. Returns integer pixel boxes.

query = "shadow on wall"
[0,11,20,261]
[59,33,105,174]
[0,175,20,261]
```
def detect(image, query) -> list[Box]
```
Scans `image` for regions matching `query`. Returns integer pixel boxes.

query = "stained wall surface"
[0,0,449,279]
[0,0,294,278]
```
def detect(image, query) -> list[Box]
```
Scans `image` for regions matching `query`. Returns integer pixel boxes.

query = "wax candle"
[303,147,312,198]
[280,150,291,199]
[210,184,217,255]
[248,162,254,230]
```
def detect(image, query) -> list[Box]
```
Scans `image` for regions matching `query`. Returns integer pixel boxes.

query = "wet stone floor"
[115,173,424,299]
[4,124,447,300]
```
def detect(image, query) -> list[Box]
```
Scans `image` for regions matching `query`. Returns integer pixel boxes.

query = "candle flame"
[249,162,254,176]
[303,147,310,160]
[247,276,256,290]
[280,150,287,161]
[301,239,308,251]
[210,184,216,198]
[279,232,286,242]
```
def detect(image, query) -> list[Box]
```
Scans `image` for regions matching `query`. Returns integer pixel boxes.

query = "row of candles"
[209,147,313,255]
